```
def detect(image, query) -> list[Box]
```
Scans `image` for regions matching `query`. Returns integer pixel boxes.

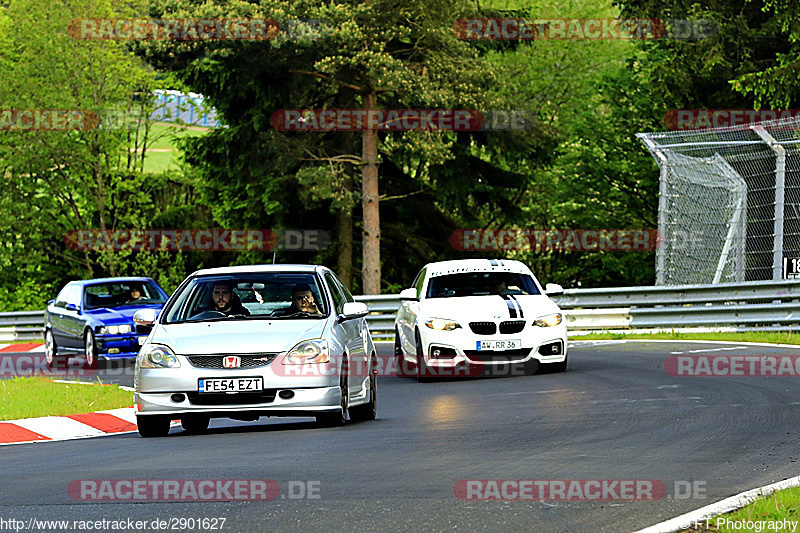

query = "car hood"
[84,304,163,324]
[151,319,327,355]
[419,294,561,322]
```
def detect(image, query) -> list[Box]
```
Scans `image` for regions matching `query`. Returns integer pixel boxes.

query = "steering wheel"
[188,310,227,320]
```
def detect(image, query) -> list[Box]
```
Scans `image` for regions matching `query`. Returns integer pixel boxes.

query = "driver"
[207,281,250,316]
[128,287,145,301]
[274,284,322,316]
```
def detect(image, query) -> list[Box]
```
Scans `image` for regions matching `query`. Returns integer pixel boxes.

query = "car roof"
[72,277,156,286]
[191,264,325,276]
[423,259,531,277]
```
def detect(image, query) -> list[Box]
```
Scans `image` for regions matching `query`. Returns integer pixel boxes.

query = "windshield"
[84,281,167,309]
[426,272,541,298]
[163,272,328,324]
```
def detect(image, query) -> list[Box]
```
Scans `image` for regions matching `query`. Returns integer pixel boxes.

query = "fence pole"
[751,125,786,281]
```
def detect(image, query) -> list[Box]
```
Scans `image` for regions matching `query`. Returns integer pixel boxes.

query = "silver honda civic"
[133,264,377,437]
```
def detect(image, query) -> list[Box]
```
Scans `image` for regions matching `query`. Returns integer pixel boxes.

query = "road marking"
[488,389,584,397]
[670,346,748,355]
[589,397,701,404]
[657,385,681,389]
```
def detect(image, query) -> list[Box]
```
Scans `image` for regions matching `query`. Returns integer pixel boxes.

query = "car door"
[61,284,86,349]
[48,285,72,347]
[400,267,426,353]
[325,273,366,397]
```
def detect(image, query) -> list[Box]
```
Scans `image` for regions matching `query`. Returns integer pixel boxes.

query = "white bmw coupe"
[394,259,567,381]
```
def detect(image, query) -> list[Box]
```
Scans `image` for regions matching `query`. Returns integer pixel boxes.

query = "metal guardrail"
[7,280,800,342]
[358,279,800,337]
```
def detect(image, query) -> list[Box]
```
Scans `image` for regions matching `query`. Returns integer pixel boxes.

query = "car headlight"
[282,339,330,364]
[98,324,132,335]
[138,344,180,368]
[533,313,563,327]
[424,318,462,331]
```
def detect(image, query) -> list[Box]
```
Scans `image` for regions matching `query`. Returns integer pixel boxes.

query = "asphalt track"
[2,340,800,532]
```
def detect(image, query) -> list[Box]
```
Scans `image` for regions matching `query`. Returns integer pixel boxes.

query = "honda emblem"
[223,356,241,368]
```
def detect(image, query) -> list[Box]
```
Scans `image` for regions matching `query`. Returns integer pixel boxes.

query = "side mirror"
[47,299,55,305]
[65,303,80,313]
[339,302,368,322]
[134,308,157,326]
[399,288,418,301]
[545,283,564,296]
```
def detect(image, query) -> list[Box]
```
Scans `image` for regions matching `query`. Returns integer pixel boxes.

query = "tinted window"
[65,285,82,307]
[164,272,328,323]
[325,273,345,314]
[54,285,71,308]
[414,268,426,299]
[84,281,167,309]
[426,272,541,298]
[330,272,355,303]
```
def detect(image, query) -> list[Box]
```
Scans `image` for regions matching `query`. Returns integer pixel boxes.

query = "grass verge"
[681,486,800,531]
[0,377,133,420]
[574,331,800,346]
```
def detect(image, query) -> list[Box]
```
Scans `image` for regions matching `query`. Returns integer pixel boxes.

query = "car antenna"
[272,251,276,264]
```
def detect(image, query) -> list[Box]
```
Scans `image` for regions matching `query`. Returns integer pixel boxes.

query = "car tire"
[316,364,348,427]
[44,329,67,369]
[349,356,377,422]
[181,415,210,434]
[83,329,98,370]
[394,330,413,378]
[137,416,170,438]
[541,354,568,373]
[415,330,434,383]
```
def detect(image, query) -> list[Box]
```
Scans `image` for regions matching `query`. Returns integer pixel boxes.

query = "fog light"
[170,393,185,403]
[538,341,563,356]
[278,390,294,400]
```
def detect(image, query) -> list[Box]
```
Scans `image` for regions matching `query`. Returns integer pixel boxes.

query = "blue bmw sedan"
[44,277,169,368]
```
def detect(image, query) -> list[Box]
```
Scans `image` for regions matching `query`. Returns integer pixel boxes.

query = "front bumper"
[135,358,342,417]
[96,333,149,360]
[413,324,568,368]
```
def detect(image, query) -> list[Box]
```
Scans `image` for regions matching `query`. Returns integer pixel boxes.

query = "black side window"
[325,274,345,314]
[331,273,355,303]
[414,268,427,299]
[65,285,82,307]
[54,286,70,308]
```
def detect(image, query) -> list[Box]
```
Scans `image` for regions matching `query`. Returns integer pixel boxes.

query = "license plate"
[477,339,521,351]
[138,336,147,345]
[198,377,263,393]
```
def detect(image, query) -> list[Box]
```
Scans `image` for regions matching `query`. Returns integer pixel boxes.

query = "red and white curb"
[0,343,45,353]
[0,406,140,445]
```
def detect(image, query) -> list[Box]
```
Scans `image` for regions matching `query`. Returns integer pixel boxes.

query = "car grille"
[186,354,278,369]
[469,322,497,335]
[464,348,532,362]
[187,390,277,406]
[499,320,526,334]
